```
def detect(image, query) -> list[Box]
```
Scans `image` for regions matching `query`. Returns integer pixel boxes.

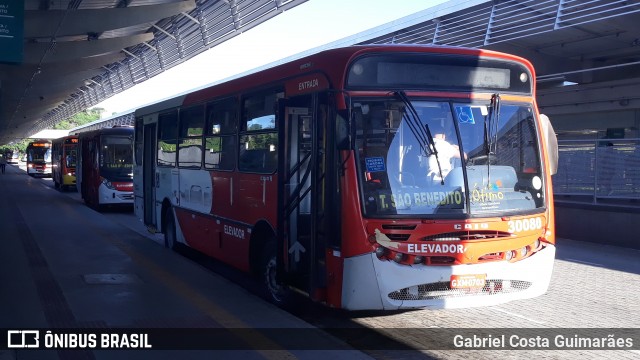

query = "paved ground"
[0,164,372,360]
[1,163,638,360]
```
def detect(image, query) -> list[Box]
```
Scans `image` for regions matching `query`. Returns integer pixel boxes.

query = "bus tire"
[164,207,177,251]
[261,241,294,308]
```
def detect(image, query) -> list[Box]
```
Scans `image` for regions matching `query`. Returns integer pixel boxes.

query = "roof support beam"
[25,1,196,38]
[24,33,154,63]
[0,53,125,82]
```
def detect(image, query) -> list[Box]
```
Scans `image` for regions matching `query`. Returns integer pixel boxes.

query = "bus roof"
[77,126,134,139]
[135,44,535,117]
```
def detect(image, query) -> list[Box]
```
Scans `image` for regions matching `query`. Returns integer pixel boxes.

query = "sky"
[94,0,449,116]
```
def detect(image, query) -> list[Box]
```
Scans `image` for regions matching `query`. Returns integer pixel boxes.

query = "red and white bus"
[76,127,134,210]
[134,45,558,310]
[26,139,52,177]
[52,135,78,191]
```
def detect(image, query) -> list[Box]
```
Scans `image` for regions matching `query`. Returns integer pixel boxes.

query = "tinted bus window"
[178,105,204,168]
[239,89,282,173]
[158,110,178,167]
[205,97,237,170]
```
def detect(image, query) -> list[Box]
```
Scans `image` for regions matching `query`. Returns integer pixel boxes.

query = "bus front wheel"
[261,241,294,308]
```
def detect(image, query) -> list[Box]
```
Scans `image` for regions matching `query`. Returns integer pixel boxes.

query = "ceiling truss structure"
[2,0,640,145]
[358,0,640,115]
[0,0,308,145]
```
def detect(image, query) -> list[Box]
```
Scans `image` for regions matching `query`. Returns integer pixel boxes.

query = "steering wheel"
[468,154,497,166]
[397,171,416,187]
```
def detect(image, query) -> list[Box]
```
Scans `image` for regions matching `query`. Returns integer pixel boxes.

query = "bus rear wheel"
[164,207,177,251]
[261,241,294,308]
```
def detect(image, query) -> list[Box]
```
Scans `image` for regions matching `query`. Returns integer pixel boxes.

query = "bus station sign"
[0,0,24,64]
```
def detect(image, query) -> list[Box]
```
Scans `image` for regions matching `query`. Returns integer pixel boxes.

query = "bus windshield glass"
[28,147,51,164]
[100,136,133,181]
[66,147,77,168]
[355,99,544,218]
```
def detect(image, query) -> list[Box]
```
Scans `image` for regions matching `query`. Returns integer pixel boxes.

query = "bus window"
[158,110,178,167]
[205,97,237,170]
[238,89,282,173]
[178,105,204,168]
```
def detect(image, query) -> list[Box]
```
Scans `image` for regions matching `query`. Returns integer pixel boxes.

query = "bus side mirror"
[540,114,558,176]
[336,111,351,150]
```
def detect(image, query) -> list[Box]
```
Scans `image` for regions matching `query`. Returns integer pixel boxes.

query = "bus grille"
[422,231,512,241]
[388,280,532,301]
[381,224,417,230]
[119,193,134,200]
[385,233,411,241]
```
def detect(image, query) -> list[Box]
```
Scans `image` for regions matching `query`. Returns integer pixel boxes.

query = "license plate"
[450,274,486,289]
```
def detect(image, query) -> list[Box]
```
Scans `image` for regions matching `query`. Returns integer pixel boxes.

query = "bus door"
[277,93,330,298]
[143,119,157,227]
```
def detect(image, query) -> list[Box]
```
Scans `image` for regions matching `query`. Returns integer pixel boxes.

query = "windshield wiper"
[395,91,444,184]
[483,93,501,182]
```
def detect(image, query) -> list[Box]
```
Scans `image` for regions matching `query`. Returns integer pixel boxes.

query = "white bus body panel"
[342,245,556,310]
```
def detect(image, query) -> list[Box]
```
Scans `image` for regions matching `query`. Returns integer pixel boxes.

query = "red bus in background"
[52,135,78,191]
[134,45,559,310]
[76,127,134,210]
[26,139,52,177]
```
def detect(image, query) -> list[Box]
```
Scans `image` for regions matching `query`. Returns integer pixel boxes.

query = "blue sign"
[0,0,24,64]
[455,106,475,124]
[365,157,386,172]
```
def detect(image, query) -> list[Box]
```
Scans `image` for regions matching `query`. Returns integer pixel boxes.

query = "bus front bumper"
[341,245,555,310]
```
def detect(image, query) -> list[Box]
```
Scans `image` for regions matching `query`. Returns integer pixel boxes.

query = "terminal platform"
[0,164,372,360]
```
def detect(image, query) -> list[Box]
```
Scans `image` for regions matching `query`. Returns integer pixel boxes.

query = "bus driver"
[425,124,465,183]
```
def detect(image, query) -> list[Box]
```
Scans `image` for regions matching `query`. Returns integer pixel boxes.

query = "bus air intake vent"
[422,231,512,241]
[384,233,411,241]
[387,280,532,301]
[382,224,417,230]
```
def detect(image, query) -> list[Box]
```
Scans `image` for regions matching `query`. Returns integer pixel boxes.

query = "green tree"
[52,108,104,130]
[2,139,30,154]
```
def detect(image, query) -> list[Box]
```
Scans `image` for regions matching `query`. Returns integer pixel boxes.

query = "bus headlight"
[375,246,387,259]
[505,250,515,261]
[101,178,115,189]
[393,252,405,263]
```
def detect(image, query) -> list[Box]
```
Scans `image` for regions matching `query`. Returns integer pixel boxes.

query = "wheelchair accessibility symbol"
[455,106,475,124]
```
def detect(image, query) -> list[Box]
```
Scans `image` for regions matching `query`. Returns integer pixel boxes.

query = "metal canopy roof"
[0,0,308,145]
[2,0,640,146]
[357,0,640,115]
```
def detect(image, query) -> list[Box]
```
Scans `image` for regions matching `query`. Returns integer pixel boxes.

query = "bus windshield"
[28,147,51,164]
[65,147,77,168]
[100,135,133,181]
[355,98,544,218]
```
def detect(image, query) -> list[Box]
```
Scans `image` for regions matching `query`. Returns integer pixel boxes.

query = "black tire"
[164,207,177,251]
[261,241,294,308]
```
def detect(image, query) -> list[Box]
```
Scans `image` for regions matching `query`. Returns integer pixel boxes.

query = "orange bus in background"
[26,139,52,177]
[76,127,134,210]
[52,135,78,191]
[134,45,559,310]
